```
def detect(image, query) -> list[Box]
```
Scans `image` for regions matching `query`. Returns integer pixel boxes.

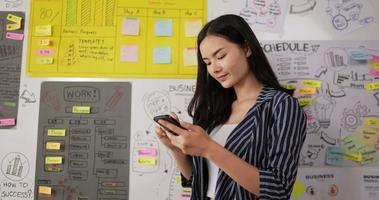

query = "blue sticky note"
[325,146,344,166]
[155,19,173,36]
[153,47,171,64]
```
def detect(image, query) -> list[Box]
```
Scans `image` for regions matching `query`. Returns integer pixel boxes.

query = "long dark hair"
[187,14,292,133]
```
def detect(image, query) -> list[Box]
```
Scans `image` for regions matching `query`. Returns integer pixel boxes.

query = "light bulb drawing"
[313,83,336,129]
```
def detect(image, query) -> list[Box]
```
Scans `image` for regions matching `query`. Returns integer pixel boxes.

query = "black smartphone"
[153,114,185,135]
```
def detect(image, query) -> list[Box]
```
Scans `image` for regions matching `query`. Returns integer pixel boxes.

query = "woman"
[155,14,307,200]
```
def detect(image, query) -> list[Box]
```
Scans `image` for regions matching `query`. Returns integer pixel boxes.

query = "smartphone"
[153,114,185,135]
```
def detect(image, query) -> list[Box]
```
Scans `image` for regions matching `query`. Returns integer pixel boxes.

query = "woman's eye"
[217,54,226,59]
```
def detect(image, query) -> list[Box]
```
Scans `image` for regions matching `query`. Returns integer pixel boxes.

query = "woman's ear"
[244,43,252,58]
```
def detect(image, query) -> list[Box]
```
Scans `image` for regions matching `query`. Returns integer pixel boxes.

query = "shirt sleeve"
[258,96,307,199]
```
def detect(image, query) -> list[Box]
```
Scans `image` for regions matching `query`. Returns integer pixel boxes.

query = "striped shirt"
[183,86,307,200]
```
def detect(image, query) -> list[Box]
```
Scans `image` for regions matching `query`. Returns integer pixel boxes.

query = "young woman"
[155,14,307,200]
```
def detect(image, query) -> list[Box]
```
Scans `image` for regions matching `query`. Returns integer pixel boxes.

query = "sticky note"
[369,69,379,77]
[350,50,371,61]
[184,19,202,37]
[297,88,316,95]
[369,61,379,69]
[72,106,91,114]
[38,39,51,46]
[137,157,156,165]
[36,57,54,64]
[155,19,173,36]
[38,186,52,196]
[344,151,362,162]
[342,134,359,152]
[153,47,171,64]
[6,23,21,31]
[301,80,321,88]
[3,101,16,107]
[120,45,139,62]
[183,48,197,66]
[281,84,296,90]
[138,148,157,156]
[37,49,55,56]
[7,14,22,23]
[292,180,306,198]
[176,176,181,184]
[360,128,379,144]
[298,98,312,106]
[0,118,16,126]
[325,146,344,166]
[47,129,66,137]
[372,55,379,62]
[364,118,379,126]
[365,82,379,91]
[45,156,63,164]
[46,142,62,150]
[35,25,52,36]
[6,32,24,40]
[122,18,140,35]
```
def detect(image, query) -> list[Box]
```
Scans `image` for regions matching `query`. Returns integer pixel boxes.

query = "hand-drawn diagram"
[208,0,288,33]
[130,80,195,200]
[1,152,30,181]
[262,40,379,167]
[34,82,131,200]
[325,0,375,33]
[289,0,317,15]
[0,11,25,129]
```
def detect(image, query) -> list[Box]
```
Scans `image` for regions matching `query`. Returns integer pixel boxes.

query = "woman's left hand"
[158,119,215,157]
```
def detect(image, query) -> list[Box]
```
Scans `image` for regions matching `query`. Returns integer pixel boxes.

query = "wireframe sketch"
[325,0,375,32]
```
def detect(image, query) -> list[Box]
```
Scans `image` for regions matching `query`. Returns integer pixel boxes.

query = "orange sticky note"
[297,88,316,95]
[46,142,61,150]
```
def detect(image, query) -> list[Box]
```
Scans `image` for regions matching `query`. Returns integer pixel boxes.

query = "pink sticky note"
[37,49,55,56]
[371,55,379,62]
[369,69,379,77]
[6,32,24,40]
[120,45,139,62]
[0,118,16,126]
[122,18,140,36]
[138,148,157,156]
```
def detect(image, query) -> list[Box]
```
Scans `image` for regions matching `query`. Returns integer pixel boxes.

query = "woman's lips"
[217,74,228,81]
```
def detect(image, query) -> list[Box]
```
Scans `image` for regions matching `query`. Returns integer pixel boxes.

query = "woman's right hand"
[155,125,180,152]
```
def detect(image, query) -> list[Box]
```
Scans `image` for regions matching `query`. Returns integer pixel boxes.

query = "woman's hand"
[158,115,215,157]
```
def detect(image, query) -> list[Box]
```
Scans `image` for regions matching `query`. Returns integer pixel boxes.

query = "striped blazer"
[183,86,307,200]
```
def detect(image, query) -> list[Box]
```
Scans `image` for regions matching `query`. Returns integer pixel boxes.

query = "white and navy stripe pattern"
[185,86,307,200]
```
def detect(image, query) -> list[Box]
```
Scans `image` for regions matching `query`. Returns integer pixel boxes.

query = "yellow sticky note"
[184,19,202,37]
[38,39,50,46]
[364,118,379,126]
[7,14,22,24]
[301,80,321,88]
[281,84,296,90]
[183,48,197,66]
[298,98,312,106]
[35,25,52,36]
[6,23,21,31]
[36,57,54,64]
[137,157,156,165]
[292,180,306,198]
[176,176,181,184]
[360,128,379,144]
[344,152,362,162]
[45,156,63,164]
[72,106,91,114]
[47,129,66,137]
[297,88,316,95]
[46,142,61,150]
[38,186,52,196]
[368,61,379,69]
[365,82,379,91]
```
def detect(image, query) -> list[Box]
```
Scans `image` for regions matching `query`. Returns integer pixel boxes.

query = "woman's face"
[199,35,252,88]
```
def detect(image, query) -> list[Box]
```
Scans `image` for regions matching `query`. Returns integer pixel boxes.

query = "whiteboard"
[1,0,379,200]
